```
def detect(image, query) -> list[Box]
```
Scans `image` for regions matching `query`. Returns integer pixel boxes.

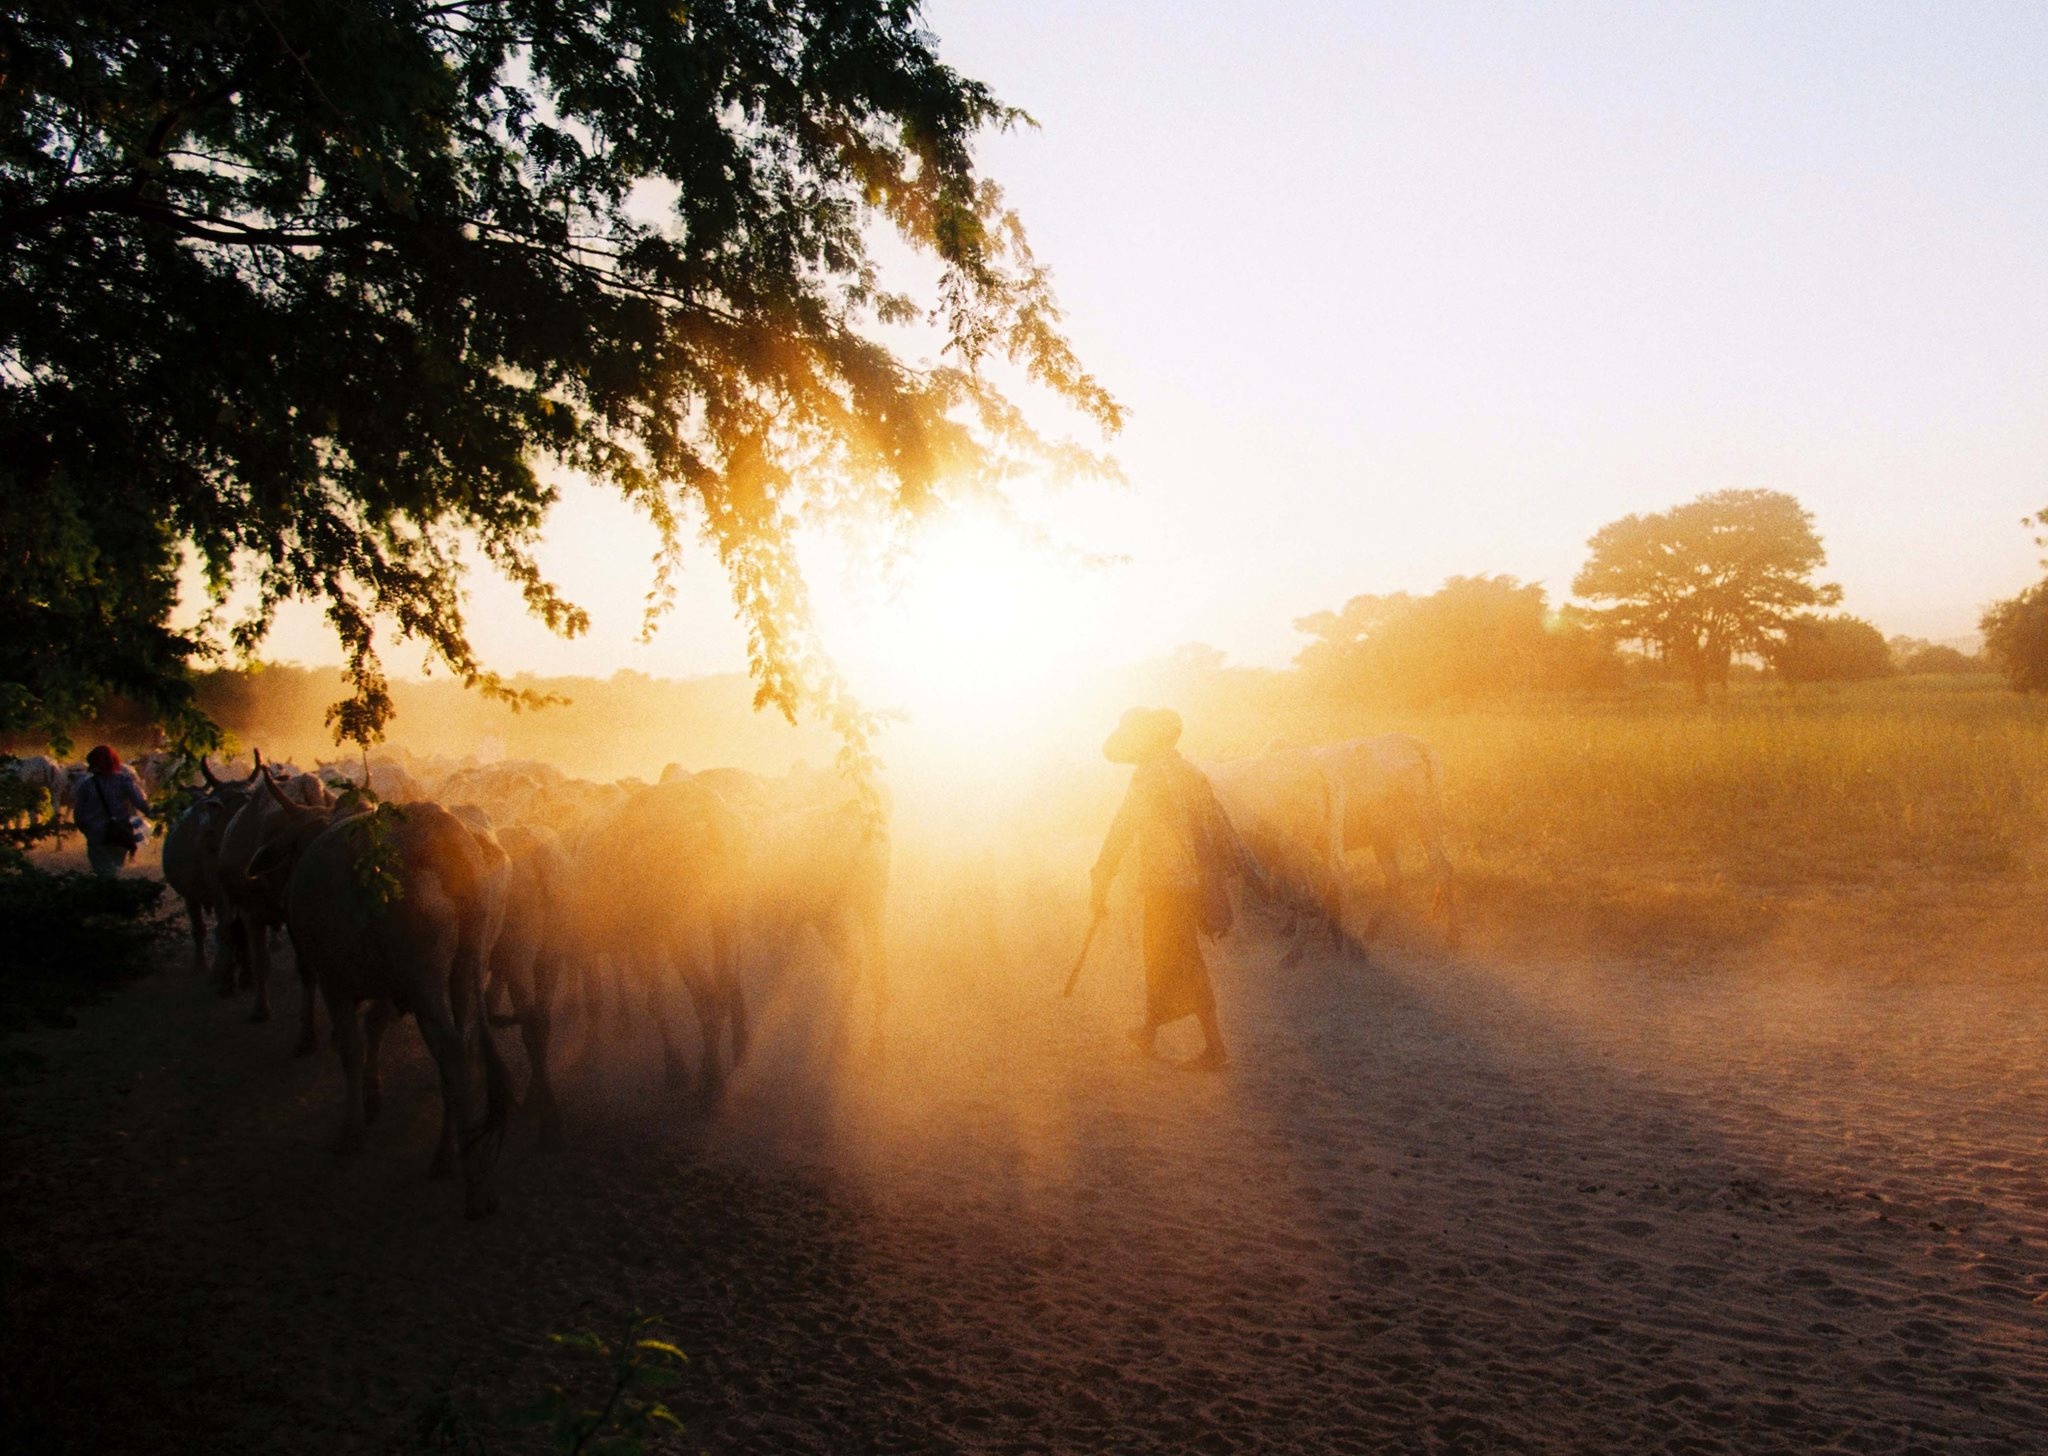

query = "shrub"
[0,864,167,1038]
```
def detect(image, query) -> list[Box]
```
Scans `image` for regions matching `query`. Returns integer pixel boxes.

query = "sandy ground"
[3,873,2047,1454]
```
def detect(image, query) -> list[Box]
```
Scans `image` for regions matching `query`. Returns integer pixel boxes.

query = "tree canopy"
[0,0,1117,752]
[1978,510,2048,694]
[1573,489,1840,702]
[1771,613,1892,685]
[1294,574,1620,708]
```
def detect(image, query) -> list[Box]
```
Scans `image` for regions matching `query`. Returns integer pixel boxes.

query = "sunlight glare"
[814,512,1114,755]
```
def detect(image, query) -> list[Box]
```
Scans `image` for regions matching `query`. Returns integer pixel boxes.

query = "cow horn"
[259,761,297,811]
[240,749,264,787]
[199,755,222,789]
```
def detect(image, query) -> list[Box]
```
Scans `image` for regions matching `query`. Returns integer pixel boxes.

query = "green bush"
[0,864,167,1039]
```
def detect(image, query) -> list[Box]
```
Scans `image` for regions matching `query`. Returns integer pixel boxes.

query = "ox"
[265,801,514,1218]
[214,752,334,1042]
[161,759,265,975]
[3,754,71,829]
[728,767,892,1057]
[566,777,751,1109]
[479,822,574,1143]
[1208,734,1455,950]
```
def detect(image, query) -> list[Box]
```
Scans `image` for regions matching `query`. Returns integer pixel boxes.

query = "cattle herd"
[6,733,1448,1220]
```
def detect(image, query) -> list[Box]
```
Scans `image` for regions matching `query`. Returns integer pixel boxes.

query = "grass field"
[1311,676,2048,973]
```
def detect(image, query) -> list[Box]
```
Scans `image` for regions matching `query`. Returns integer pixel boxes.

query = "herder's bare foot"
[1184,1046,1229,1073]
[1125,1027,1156,1058]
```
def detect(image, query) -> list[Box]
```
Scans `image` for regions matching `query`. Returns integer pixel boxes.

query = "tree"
[1978,509,2048,694]
[1887,636,1983,675]
[1981,584,2048,692]
[1573,489,1841,703]
[1771,613,1892,685]
[1294,574,1619,708]
[1,1,1117,752]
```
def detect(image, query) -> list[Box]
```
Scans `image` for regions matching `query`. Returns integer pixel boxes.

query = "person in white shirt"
[73,744,149,878]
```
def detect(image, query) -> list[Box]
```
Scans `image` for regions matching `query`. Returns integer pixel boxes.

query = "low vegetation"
[0,863,166,1066]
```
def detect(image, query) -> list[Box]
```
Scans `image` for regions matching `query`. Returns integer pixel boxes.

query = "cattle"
[314,755,423,804]
[209,753,333,1036]
[565,777,751,1108]
[1314,733,1455,944]
[170,757,268,987]
[3,754,71,829]
[724,766,893,1057]
[430,760,564,825]
[128,750,184,799]
[1207,734,1455,950]
[481,822,574,1143]
[213,753,335,1043]
[267,800,514,1218]
[1207,746,1348,944]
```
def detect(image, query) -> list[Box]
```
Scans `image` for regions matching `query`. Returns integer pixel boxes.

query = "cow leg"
[216,914,247,997]
[506,956,563,1148]
[820,910,881,1060]
[363,1000,396,1126]
[645,958,693,1092]
[677,962,726,1111]
[714,920,748,1071]
[1367,835,1403,939]
[439,962,504,1219]
[330,998,369,1154]
[287,926,319,1056]
[248,917,274,1024]
[1421,833,1457,947]
[182,896,208,975]
[414,996,468,1185]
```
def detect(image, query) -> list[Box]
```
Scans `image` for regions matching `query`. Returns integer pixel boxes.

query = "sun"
[812,510,1112,749]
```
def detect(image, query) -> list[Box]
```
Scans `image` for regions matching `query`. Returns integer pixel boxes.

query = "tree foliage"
[1771,613,1892,685]
[1886,636,1983,676]
[1573,489,1841,702]
[1981,584,2048,693]
[0,0,1117,751]
[1294,574,1620,709]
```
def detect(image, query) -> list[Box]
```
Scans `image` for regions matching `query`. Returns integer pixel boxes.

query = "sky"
[256,0,2048,692]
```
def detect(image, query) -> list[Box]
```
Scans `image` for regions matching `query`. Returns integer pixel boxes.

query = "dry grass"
[1344,676,2048,971]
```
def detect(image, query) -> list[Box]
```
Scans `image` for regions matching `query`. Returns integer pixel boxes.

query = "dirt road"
[4,907,2045,1453]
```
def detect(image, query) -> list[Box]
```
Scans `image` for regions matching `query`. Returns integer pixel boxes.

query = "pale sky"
[258,0,2048,691]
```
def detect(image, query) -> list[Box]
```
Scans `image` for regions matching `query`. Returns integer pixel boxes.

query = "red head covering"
[86,744,122,775]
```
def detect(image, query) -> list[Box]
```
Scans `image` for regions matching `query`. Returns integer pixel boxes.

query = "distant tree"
[1981,584,2048,692]
[1295,574,1618,707]
[0,2,1116,751]
[1573,489,1842,703]
[1887,636,1983,675]
[1771,614,1893,684]
[1977,509,2048,694]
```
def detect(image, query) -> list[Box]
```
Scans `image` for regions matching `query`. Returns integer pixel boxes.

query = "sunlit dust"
[809,510,1116,757]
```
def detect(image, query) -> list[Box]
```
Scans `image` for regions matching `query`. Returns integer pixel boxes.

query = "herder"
[1090,707,1253,1070]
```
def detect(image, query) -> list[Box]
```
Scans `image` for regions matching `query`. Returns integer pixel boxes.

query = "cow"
[1313,733,1455,945]
[1207,746,1348,945]
[565,777,751,1109]
[1207,734,1456,951]
[265,800,514,1218]
[167,757,269,985]
[480,822,575,1143]
[315,755,423,804]
[725,767,893,1057]
[216,758,346,1048]
[3,754,71,829]
[128,750,184,799]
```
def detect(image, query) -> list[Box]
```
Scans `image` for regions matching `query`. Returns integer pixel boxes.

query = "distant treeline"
[4,576,1993,770]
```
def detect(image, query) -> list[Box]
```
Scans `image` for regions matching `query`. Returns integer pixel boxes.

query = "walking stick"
[1061,909,1106,999]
